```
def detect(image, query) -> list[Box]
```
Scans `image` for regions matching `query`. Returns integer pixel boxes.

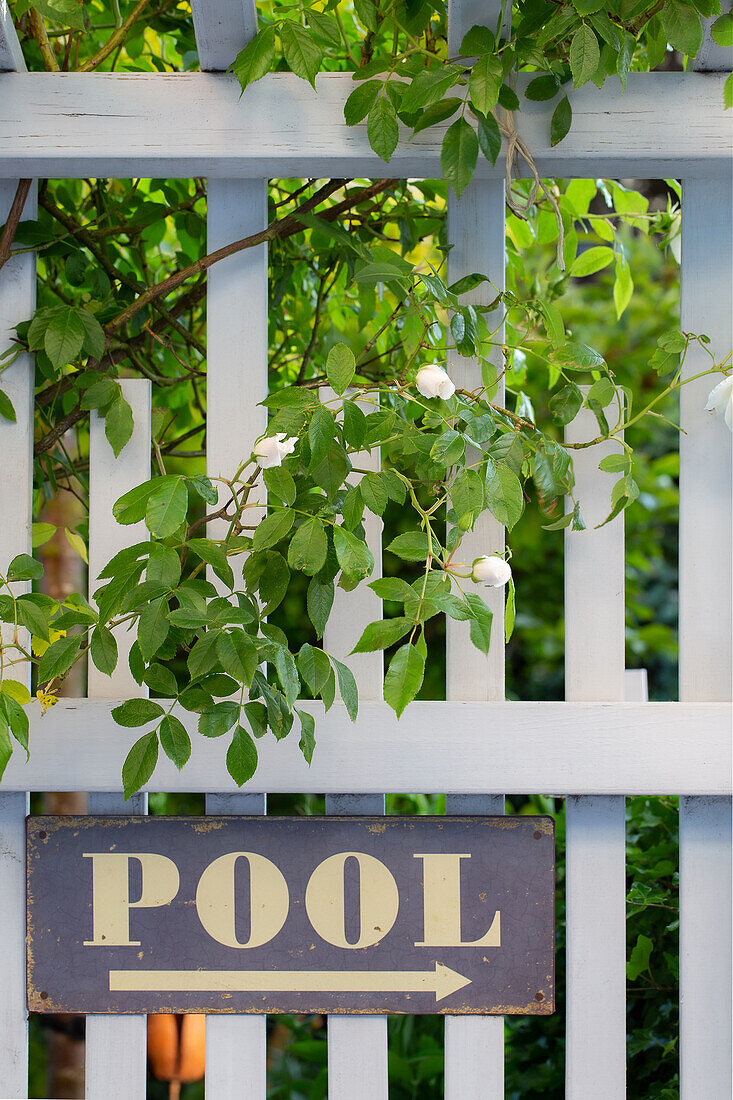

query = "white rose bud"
[416,364,456,400]
[704,375,733,432]
[252,432,297,468]
[472,555,512,587]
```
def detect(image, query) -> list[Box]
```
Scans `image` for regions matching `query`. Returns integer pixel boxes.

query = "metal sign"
[27,815,554,1016]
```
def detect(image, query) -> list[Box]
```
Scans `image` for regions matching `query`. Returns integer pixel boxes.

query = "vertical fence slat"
[324,419,386,1099]
[678,175,732,1098]
[444,175,506,1100]
[0,172,35,1099]
[564,403,626,1098]
[85,378,151,1100]
[204,176,269,1099]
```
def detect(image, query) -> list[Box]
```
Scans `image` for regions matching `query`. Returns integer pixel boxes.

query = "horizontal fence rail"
[4,700,730,794]
[0,72,729,179]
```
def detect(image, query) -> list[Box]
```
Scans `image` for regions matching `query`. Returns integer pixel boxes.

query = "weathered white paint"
[190,0,258,71]
[679,174,733,1097]
[0,174,34,1099]
[85,379,151,1100]
[565,404,626,1098]
[695,4,733,71]
[204,177,269,1099]
[0,0,24,71]
[0,73,728,179]
[443,0,507,1060]
[6,699,728,793]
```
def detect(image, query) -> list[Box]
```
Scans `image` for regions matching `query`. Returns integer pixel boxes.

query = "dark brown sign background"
[28,815,554,1015]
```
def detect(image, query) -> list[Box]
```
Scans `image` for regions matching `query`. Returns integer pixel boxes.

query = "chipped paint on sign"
[27,815,555,1015]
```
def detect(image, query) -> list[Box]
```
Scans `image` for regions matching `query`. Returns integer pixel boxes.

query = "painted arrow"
[109,962,472,1003]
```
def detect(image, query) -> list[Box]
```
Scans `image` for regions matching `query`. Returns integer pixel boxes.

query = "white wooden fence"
[1,1,731,1097]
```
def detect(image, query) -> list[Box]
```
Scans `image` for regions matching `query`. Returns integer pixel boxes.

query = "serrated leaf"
[188,475,218,505]
[384,644,425,718]
[217,630,257,687]
[333,525,374,579]
[159,713,191,770]
[441,117,479,199]
[15,595,49,640]
[0,679,31,705]
[32,523,56,549]
[44,306,85,369]
[280,21,323,89]
[330,656,359,720]
[296,707,316,764]
[187,538,233,589]
[465,592,494,654]
[263,466,296,505]
[137,596,170,662]
[186,629,221,679]
[326,343,356,395]
[344,79,381,125]
[661,0,702,57]
[0,388,16,422]
[551,95,572,146]
[627,933,654,980]
[297,643,332,695]
[288,516,328,576]
[122,730,159,799]
[352,617,412,653]
[469,55,500,115]
[7,553,44,582]
[570,245,614,278]
[525,74,560,101]
[145,477,188,538]
[253,509,295,552]
[37,634,82,684]
[231,24,276,89]
[570,24,600,87]
[367,96,399,162]
[90,625,118,675]
[199,701,239,738]
[64,527,89,564]
[484,460,524,529]
[104,393,134,457]
[78,308,106,360]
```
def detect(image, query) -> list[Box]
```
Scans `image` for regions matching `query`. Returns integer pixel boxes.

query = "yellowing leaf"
[65,527,89,564]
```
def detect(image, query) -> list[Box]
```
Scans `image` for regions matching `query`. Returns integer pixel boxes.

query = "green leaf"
[525,74,560,101]
[1,694,28,754]
[226,726,258,787]
[112,698,166,727]
[308,405,336,467]
[263,466,296,506]
[307,576,334,639]
[367,96,399,162]
[352,617,412,653]
[32,523,56,549]
[217,630,257,687]
[360,472,388,516]
[258,551,290,613]
[253,509,295,552]
[159,713,191,770]
[549,383,583,425]
[570,24,600,87]
[78,308,105,360]
[15,595,49,640]
[188,475,218,505]
[199,701,239,739]
[288,516,328,576]
[104,393,134,457]
[330,656,359,721]
[122,731,159,799]
[469,55,500,115]
[137,596,170,662]
[344,80,381,125]
[280,21,323,89]
[232,24,276,88]
[460,25,495,55]
[113,477,173,525]
[504,577,516,643]
[0,721,11,781]
[144,662,178,697]
[145,477,188,537]
[614,255,634,319]
[326,343,356,395]
[274,646,300,707]
[187,538,234,589]
[570,245,614,278]
[661,1,702,57]
[333,525,374,579]
[307,8,341,45]
[342,401,366,448]
[475,111,501,165]
[297,643,332,696]
[296,708,316,764]
[37,634,82,684]
[465,592,494,654]
[147,542,181,588]
[384,644,425,718]
[0,388,16,422]
[386,532,430,562]
[90,625,118,676]
[44,306,85,368]
[441,117,479,198]
[0,679,31,705]
[627,933,654,980]
[7,553,43,582]
[187,629,221,680]
[484,461,524,529]
[368,576,413,602]
[711,12,733,48]
[552,341,606,371]
[412,97,463,134]
[551,95,572,146]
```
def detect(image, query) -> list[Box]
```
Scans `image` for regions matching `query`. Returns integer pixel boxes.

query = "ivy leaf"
[367,96,399,162]
[231,24,276,89]
[112,698,166,727]
[326,343,356,395]
[227,724,259,785]
[627,933,654,980]
[351,617,412,653]
[384,644,425,718]
[122,730,159,799]
[307,575,334,638]
[296,708,316,764]
[441,118,479,198]
[44,306,85,368]
[344,80,381,125]
[145,477,188,537]
[570,25,600,88]
[37,634,82,684]
[90,625,118,676]
[660,1,702,57]
[159,713,191,770]
[280,21,323,90]
[551,95,572,146]
[476,112,502,165]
